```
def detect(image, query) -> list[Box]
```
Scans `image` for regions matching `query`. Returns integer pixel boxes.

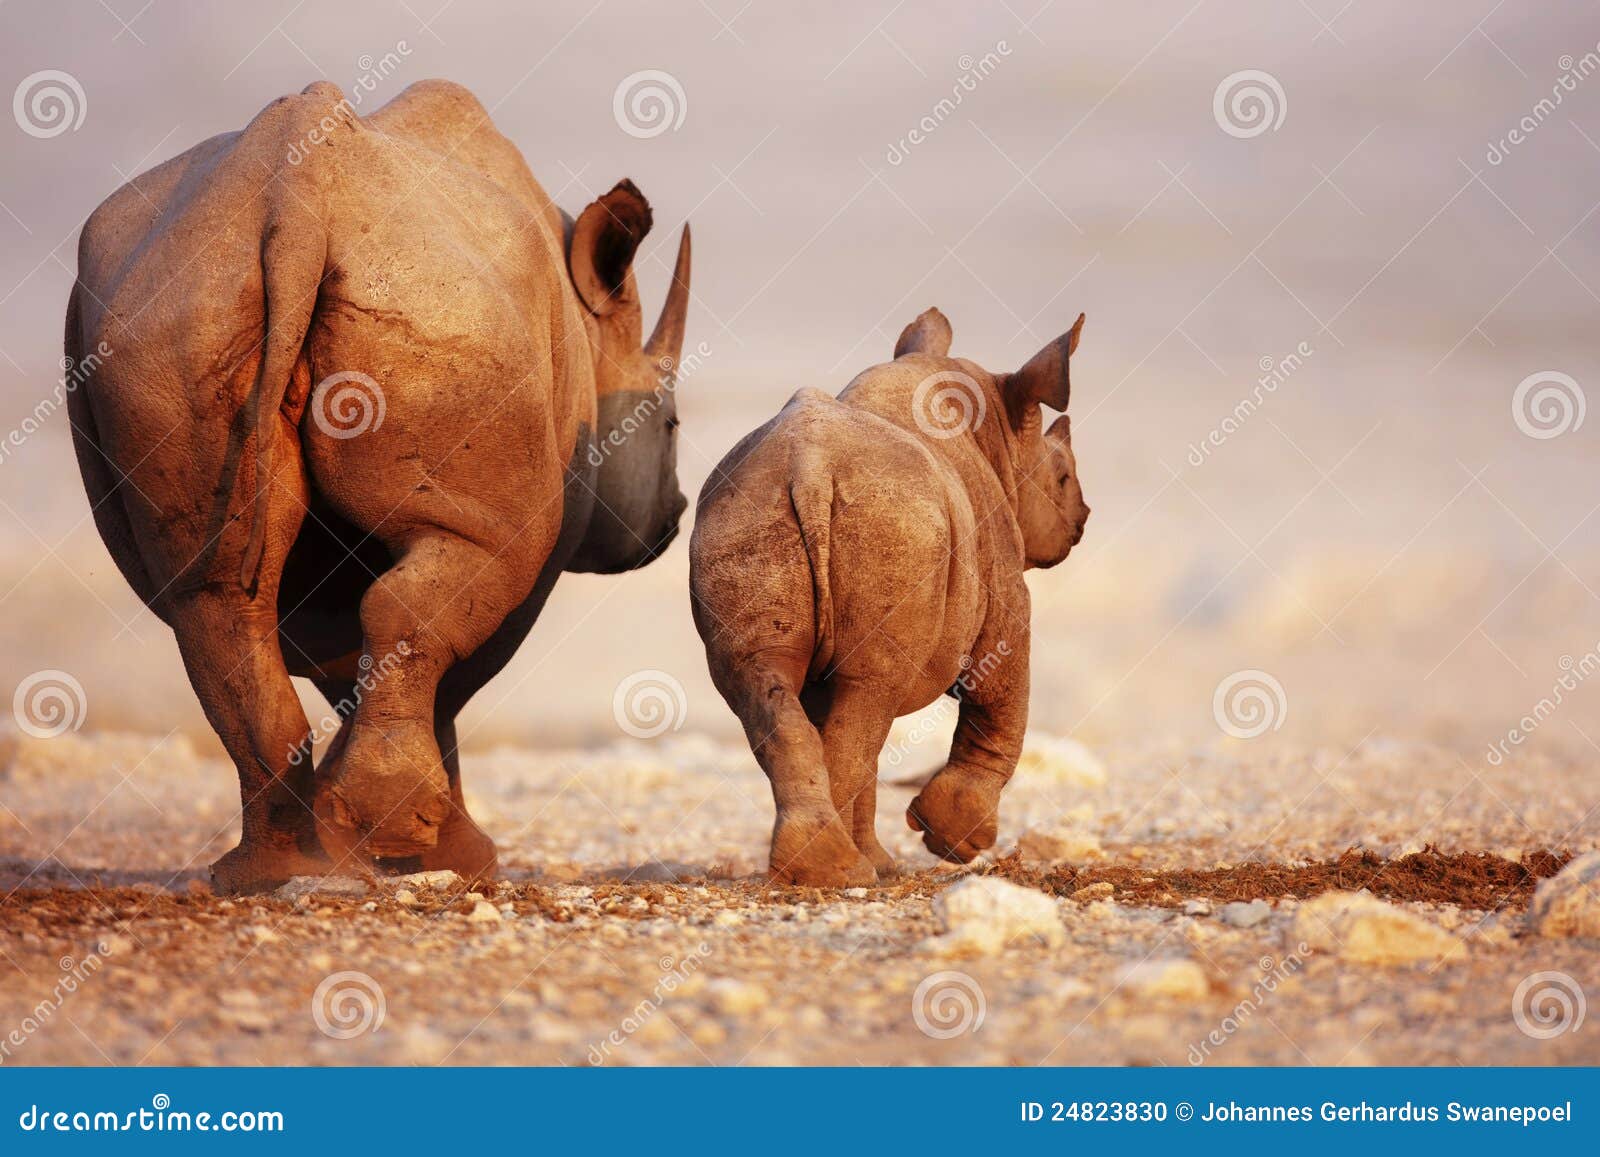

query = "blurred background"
[1,0,1598,767]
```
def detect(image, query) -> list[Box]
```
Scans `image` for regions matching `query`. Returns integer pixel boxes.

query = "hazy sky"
[2,1,1598,745]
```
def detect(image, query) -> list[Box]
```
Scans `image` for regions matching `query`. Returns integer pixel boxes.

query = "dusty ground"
[2,726,1597,1067]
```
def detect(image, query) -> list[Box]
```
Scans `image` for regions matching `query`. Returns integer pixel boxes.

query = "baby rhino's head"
[897,308,1090,569]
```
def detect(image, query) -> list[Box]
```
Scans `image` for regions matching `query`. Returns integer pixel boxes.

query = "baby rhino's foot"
[905,766,1002,864]
[770,807,876,887]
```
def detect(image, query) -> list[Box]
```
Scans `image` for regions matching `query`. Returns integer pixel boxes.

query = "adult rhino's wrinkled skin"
[65,80,691,893]
[689,308,1089,886]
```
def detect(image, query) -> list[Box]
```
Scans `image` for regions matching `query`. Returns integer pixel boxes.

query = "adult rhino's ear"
[894,307,952,358]
[1006,313,1084,413]
[570,179,653,316]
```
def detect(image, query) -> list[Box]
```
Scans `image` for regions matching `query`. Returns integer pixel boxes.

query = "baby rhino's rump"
[691,388,979,703]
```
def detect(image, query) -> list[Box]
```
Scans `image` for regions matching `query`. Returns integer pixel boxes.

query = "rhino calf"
[689,308,1089,885]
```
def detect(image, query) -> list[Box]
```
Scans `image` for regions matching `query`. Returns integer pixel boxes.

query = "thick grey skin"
[65,80,691,893]
[690,308,1088,886]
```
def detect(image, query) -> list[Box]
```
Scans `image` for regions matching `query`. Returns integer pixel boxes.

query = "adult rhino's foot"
[905,764,1003,864]
[209,839,331,896]
[416,805,499,887]
[770,806,876,887]
[313,718,452,864]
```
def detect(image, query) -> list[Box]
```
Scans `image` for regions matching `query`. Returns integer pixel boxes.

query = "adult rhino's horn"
[644,223,691,371]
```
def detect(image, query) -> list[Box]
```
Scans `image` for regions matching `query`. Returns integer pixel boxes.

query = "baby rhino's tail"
[787,468,834,677]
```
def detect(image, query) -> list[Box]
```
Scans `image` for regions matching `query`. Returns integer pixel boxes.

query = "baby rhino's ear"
[894,307,953,358]
[1007,313,1085,412]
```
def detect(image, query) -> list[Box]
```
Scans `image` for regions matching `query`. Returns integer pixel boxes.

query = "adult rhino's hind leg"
[174,588,330,894]
[311,529,545,866]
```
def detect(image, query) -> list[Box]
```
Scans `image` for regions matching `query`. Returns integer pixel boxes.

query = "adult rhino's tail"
[239,214,326,592]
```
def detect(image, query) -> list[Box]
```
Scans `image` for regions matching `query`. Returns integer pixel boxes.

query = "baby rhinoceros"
[689,307,1089,885]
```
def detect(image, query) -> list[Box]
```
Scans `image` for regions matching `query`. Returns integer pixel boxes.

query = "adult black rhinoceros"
[65,80,691,893]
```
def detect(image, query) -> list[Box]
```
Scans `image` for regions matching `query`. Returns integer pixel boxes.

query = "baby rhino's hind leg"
[722,661,874,888]
[807,680,896,878]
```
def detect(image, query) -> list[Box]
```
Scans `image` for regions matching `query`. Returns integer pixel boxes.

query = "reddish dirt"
[986,847,1571,911]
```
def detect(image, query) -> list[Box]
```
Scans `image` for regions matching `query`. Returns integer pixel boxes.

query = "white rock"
[1294,892,1463,965]
[387,870,461,892]
[706,978,769,1016]
[1117,959,1209,1001]
[1218,899,1272,928]
[467,900,502,924]
[1183,899,1212,917]
[1014,733,1107,789]
[393,889,419,908]
[928,876,1065,956]
[1527,852,1600,938]
[275,876,367,901]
